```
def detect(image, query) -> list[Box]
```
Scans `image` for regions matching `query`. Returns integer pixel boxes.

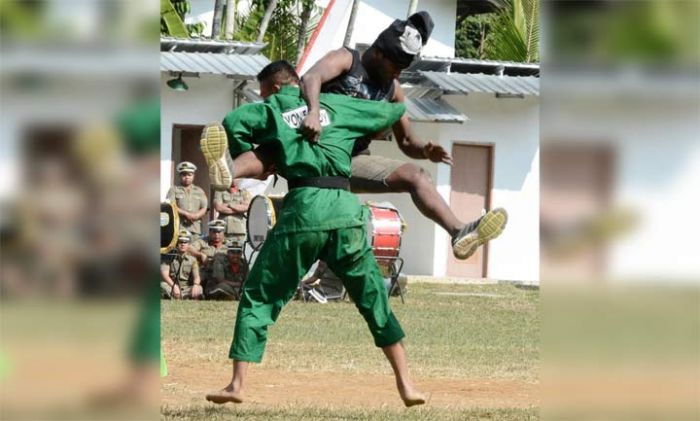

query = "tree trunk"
[256,0,279,43]
[343,0,360,47]
[211,0,225,39]
[224,0,237,40]
[295,0,313,65]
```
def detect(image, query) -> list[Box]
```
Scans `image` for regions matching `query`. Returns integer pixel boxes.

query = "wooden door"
[172,124,211,226]
[540,143,614,280]
[447,143,493,278]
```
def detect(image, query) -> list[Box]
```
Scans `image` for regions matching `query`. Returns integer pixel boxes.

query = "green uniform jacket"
[221,86,406,234]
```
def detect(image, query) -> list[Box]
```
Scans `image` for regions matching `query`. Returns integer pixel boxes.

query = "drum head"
[161,201,179,254]
[247,196,274,250]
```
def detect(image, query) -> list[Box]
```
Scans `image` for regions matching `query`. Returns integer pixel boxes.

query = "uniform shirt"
[190,237,228,281]
[213,188,252,236]
[221,85,405,234]
[166,185,208,235]
[164,253,199,286]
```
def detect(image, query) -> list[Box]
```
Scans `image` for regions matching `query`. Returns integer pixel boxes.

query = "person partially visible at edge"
[203,61,425,407]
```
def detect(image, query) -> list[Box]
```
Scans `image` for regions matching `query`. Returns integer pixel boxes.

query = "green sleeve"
[221,103,273,158]
[320,94,407,139]
[166,187,175,201]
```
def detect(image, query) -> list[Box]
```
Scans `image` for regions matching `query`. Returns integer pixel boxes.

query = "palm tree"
[257,0,279,42]
[488,0,539,62]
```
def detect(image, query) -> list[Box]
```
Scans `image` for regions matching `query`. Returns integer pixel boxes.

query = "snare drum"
[365,202,406,262]
[246,195,285,250]
[160,201,180,254]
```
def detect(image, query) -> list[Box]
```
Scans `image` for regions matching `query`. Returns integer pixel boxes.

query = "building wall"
[160,74,234,199]
[544,95,700,281]
[350,0,456,57]
[358,93,540,282]
[1,78,135,200]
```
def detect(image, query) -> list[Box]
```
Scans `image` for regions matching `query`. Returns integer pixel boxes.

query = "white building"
[160,0,540,283]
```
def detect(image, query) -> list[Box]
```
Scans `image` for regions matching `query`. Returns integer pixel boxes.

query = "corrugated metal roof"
[404,56,540,77]
[161,36,267,54]
[420,71,539,96]
[161,52,270,78]
[405,98,466,123]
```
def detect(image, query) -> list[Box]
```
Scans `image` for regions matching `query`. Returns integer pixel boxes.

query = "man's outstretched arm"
[300,48,354,143]
[391,82,453,165]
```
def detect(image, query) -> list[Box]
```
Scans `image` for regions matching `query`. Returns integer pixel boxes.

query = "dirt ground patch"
[162,361,539,410]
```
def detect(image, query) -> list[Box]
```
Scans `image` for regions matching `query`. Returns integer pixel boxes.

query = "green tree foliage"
[161,0,189,38]
[455,0,539,63]
[231,0,320,64]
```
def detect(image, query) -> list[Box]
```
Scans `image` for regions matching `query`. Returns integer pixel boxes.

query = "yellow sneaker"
[200,123,234,190]
[452,208,508,260]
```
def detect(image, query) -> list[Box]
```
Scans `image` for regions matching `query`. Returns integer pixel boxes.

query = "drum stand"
[379,257,405,304]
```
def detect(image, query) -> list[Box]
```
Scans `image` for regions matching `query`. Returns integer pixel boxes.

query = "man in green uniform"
[166,162,208,239]
[188,219,228,294]
[160,230,203,299]
[204,61,424,407]
[212,180,251,245]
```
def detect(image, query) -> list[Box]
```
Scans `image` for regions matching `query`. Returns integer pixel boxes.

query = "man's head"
[176,230,191,253]
[176,161,197,186]
[227,247,243,264]
[208,219,226,244]
[367,11,434,83]
[257,60,300,98]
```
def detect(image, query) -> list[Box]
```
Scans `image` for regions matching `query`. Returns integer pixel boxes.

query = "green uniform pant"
[229,225,404,362]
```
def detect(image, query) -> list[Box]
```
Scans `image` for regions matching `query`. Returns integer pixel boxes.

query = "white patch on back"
[281,106,331,129]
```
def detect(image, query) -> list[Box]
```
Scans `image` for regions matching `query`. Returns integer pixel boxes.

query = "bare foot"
[205,384,243,404]
[399,384,426,407]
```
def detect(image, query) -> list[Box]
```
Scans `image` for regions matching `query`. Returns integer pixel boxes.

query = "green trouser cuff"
[371,311,405,348]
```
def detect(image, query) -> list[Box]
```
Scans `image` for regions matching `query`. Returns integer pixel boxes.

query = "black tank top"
[321,48,396,155]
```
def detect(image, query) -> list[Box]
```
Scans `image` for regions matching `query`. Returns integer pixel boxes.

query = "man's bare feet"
[398,383,426,407]
[205,383,243,404]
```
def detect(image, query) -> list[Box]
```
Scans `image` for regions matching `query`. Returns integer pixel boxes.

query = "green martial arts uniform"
[223,86,406,362]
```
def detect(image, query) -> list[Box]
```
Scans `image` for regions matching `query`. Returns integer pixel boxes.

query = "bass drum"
[246,195,285,250]
[160,201,180,254]
[365,201,406,263]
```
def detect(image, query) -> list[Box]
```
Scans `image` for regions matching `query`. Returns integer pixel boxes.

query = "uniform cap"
[177,230,192,242]
[208,219,226,232]
[176,161,197,173]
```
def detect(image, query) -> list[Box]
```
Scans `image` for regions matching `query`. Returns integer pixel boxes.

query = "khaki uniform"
[166,185,208,236]
[206,257,248,299]
[160,253,199,298]
[214,188,251,244]
[190,237,228,288]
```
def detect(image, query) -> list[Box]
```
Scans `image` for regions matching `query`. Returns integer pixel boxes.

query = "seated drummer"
[207,240,248,300]
[160,230,203,299]
[188,219,229,294]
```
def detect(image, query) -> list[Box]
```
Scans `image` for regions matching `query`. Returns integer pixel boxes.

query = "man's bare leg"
[205,360,248,404]
[384,163,508,260]
[382,342,425,407]
[384,163,462,235]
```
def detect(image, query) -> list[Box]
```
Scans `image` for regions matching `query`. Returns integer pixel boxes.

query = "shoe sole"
[200,123,232,190]
[453,208,509,260]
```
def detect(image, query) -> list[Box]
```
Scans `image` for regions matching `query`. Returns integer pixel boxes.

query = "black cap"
[371,11,434,69]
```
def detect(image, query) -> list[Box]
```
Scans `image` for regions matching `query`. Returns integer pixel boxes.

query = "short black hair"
[256,60,300,85]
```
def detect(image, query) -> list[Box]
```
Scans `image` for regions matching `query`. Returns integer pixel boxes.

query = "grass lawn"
[161,282,540,420]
